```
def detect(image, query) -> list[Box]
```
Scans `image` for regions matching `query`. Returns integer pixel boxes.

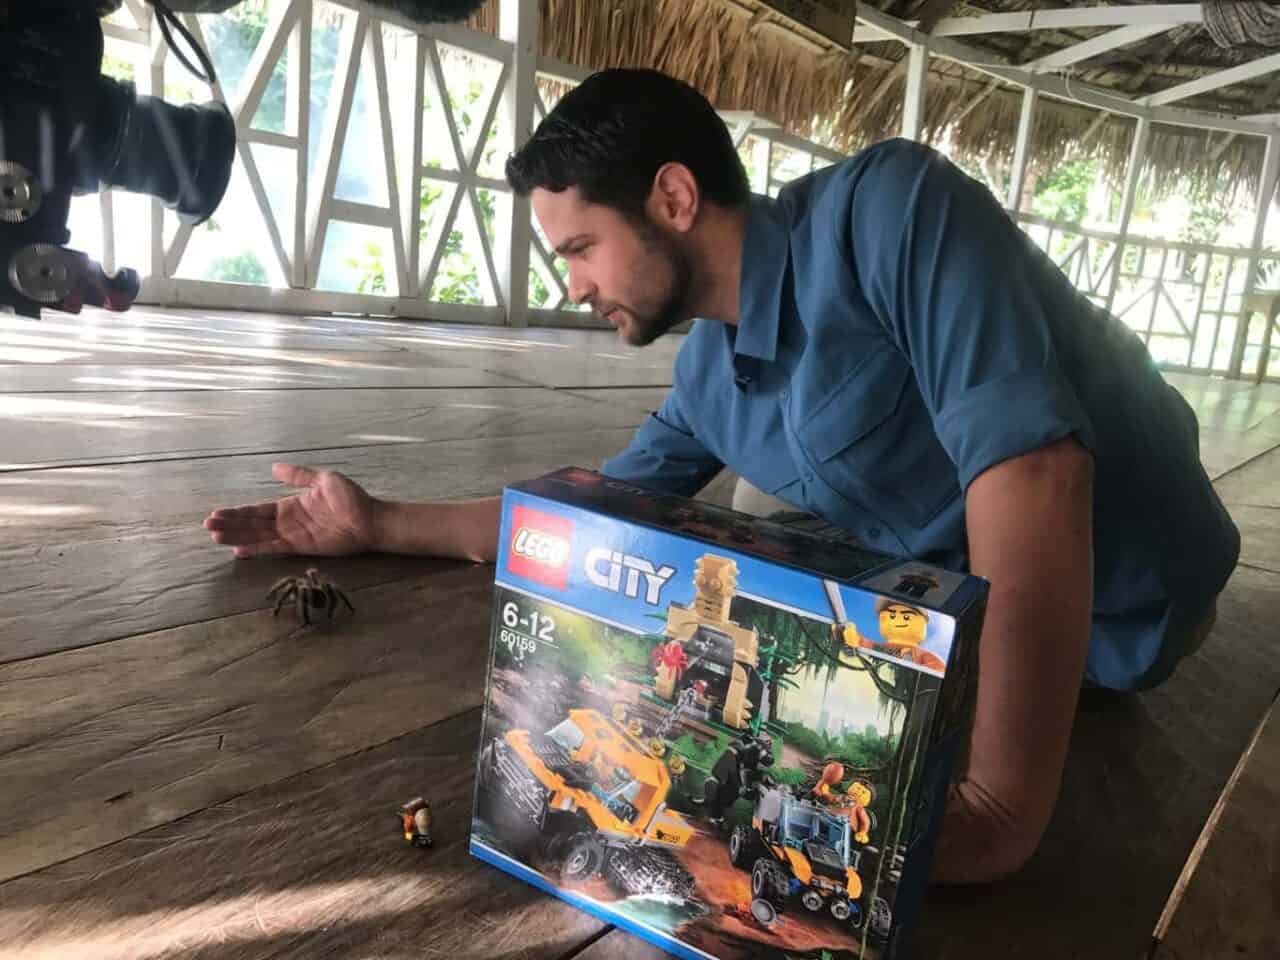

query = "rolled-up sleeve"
[843,139,1096,490]
[600,384,723,496]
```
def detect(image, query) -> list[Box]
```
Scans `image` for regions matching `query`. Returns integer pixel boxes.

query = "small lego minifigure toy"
[812,761,845,805]
[399,797,433,848]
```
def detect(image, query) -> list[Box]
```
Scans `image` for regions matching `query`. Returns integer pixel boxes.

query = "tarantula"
[267,568,355,626]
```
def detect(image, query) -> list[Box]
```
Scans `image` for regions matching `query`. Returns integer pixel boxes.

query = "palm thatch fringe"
[363,0,1272,204]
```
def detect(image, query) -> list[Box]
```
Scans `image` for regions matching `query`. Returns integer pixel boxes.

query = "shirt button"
[780,389,788,401]
[868,527,881,539]
[803,470,814,482]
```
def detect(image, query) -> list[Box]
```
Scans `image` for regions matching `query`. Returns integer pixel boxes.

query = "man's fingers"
[232,540,291,558]
[205,502,278,525]
[273,463,319,488]
[208,526,278,546]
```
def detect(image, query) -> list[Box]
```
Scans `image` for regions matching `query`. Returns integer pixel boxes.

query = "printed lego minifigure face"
[879,603,927,647]
[847,781,872,808]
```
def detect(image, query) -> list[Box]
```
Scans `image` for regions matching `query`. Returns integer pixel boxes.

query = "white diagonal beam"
[419,182,464,298]
[182,13,292,283]
[370,23,409,298]
[1145,51,1280,107]
[232,1,298,127]
[305,11,364,287]
[467,188,504,306]
[1026,24,1171,74]
[426,40,470,175]
[469,59,512,173]
[932,5,1204,38]
[406,35,427,297]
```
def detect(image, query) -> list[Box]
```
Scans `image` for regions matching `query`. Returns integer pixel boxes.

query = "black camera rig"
[0,0,485,319]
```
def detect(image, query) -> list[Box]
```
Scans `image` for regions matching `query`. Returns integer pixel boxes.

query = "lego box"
[470,468,987,960]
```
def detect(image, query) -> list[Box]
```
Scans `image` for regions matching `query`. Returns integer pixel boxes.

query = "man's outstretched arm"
[204,463,502,563]
[931,436,1094,883]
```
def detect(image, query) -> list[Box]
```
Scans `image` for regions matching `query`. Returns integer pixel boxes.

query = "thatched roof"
[464,1,1280,205]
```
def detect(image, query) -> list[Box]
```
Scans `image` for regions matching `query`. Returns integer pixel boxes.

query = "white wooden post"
[288,0,312,288]
[1231,133,1280,375]
[752,134,771,195]
[146,15,166,281]
[901,43,928,141]
[1006,86,1037,212]
[1105,115,1151,313]
[497,0,537,327]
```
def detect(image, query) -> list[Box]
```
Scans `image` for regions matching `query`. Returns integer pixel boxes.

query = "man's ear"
[647,162,700,233]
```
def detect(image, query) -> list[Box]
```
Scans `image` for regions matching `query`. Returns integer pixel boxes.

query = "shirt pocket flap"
[804,351,912,462]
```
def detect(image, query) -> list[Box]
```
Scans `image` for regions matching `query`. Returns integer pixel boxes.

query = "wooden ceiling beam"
[931,4,1204,38]
[1146,51,1280,107]
[1025,23,1172,74]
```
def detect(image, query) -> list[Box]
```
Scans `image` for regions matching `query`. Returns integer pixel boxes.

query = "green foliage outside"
[207,251,267,284]
[1032,158,1094,224]
[346,242,387,295]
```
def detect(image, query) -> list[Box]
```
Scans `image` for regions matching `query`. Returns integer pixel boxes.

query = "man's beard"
[617,224,693,347]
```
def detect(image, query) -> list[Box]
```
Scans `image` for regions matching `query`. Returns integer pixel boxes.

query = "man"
[203,69,1238,883]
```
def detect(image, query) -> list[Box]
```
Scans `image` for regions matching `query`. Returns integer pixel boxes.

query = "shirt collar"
[731,193,791,365]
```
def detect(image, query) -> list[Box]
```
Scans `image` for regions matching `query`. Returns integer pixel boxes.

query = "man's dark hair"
[506,69,750,216]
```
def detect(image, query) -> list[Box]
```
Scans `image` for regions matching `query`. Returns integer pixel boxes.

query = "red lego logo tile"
[507,506,573,590]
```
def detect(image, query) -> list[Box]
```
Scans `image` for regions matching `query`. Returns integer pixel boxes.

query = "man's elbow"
[930,779,1056,885]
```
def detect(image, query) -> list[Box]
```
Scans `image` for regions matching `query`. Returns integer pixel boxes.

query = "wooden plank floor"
[0,307,1277,959]
[1151,688,1280,959]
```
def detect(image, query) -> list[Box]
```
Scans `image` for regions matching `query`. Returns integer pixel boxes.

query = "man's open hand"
[203,463,381,558]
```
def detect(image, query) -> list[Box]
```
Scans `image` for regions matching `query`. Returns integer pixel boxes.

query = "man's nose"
[566,266,594,307]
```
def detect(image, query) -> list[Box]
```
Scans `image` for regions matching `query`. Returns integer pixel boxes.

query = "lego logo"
[512,528,569,567]
[507,505,573,590]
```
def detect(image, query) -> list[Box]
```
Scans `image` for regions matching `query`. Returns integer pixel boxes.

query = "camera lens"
[85,76,235,225]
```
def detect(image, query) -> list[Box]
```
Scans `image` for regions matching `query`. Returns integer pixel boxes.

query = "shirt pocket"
[798,347,960,528]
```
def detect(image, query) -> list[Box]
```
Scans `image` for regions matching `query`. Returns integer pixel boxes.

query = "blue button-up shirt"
[602,138,1239,690]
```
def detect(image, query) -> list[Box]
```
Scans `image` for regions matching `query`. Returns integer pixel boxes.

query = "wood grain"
[0,363,527,392]
[1152,691,1280,959]
[0,428,639,661]
[559,387,672,414]
[0,708,607,960]
[0,565,495,883]
[0,387,648,471]
[1214,441,1280,571]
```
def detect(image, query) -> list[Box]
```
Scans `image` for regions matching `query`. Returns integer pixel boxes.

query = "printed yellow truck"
[477,708,696,898]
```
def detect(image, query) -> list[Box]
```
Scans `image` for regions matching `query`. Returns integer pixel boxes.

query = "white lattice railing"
[1016,212,1280,381]
[74,1,1280,381]
[84,0,526,325]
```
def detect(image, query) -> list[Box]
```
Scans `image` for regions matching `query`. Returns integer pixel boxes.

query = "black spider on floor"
[267,568,355,627]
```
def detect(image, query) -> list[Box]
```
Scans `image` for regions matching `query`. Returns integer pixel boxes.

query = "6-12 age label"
[495,587,559,665]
